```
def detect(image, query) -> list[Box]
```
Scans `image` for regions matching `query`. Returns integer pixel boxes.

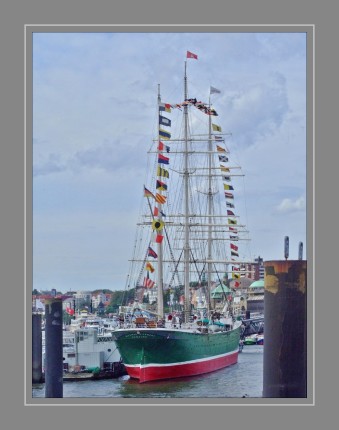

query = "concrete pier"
[32,314,43,383]
[263,260,307,398]
[44,298,63,398]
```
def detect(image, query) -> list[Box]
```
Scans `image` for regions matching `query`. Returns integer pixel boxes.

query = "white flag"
[210,86,221,94]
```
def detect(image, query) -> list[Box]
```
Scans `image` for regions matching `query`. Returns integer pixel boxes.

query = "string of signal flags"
[142,50,240,285]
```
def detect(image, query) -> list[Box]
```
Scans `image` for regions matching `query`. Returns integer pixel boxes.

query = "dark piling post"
[44,298,63,398]
[32,313,43,383]
[263,260,307,398]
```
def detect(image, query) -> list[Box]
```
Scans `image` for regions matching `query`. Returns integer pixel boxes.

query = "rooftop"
[249,280,265,289]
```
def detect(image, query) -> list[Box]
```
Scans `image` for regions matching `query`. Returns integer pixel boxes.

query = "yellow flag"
[152,219,164,231]
[212,123,222,132]
[146,262,155,273]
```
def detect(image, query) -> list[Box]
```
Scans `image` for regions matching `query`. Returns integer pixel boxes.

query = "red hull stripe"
[125,350,239,383]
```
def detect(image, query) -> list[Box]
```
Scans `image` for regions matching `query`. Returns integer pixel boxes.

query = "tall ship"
[113,51,251,383]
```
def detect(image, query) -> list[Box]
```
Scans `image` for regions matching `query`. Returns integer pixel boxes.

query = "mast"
[183,61,190,322]
[157,83,164,318]
[207,93,213,313]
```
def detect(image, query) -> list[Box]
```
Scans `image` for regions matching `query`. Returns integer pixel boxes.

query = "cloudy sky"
[32,30,307,293]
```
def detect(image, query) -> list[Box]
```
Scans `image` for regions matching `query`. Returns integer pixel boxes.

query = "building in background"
[246,279,265,314]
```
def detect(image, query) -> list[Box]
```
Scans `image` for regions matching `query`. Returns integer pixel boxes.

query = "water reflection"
[32,345,263,399]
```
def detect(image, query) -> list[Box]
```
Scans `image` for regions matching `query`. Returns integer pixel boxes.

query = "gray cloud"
[224,74,289,147]
[275,196,306,213]
[33,137,147,178]
[72,139,145,173]
[32,32,306,290]
[33,154,66,177]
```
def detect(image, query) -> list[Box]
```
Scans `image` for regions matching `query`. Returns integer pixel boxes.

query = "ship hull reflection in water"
[32,345,263,399]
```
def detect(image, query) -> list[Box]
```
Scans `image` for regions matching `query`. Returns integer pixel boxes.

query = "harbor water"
[32,345,263,399]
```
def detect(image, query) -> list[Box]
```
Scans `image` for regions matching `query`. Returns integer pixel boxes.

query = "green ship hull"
[113,322,241,383]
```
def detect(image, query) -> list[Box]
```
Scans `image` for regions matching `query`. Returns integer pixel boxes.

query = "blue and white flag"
[159,116,171,127]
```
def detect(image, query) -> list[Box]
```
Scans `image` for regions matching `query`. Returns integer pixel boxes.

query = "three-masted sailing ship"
[113,51,250,383]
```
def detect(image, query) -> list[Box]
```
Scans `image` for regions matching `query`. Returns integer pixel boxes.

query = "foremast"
[156,84,164,319]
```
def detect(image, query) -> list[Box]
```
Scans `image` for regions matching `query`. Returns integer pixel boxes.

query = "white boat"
[42,327,122,373]
[68,317,86,332]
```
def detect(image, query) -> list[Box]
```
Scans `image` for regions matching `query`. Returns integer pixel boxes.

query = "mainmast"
[183,61,190,322]
[207,93,213,312]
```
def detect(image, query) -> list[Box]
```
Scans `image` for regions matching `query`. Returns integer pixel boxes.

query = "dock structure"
[263,260,307,398]
[32,313,43,383]
[240,316,264,339]
[44,298,63,398]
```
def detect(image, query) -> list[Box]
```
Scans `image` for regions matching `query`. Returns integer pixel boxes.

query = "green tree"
[91,288,114,295]
[104,304,117,314]
[108,288,136,309]
[163,289,171,313]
